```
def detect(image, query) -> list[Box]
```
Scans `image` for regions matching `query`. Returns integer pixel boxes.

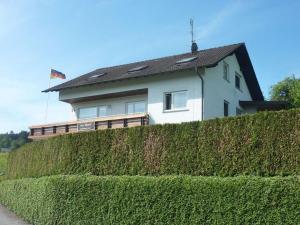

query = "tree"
[0,131,29,151]
[269,75,300,108]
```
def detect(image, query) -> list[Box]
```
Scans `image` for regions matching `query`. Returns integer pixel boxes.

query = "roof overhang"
[61,88,148,104]
[239,101,288,111]
[234,45,264,101]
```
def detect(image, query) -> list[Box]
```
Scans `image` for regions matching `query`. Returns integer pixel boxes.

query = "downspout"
[195,67,205,121]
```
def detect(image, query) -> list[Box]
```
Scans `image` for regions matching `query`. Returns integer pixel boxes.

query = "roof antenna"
[190,18,198,53]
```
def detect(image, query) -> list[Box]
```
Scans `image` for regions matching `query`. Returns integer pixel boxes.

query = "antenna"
[190,18,194,43]
[190,18,198,53]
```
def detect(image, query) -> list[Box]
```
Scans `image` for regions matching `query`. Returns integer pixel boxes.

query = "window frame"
[235,72,242,90]
[163,90,188,112]
[224,100,229,117]
[78,105,111,120]
[78,106,98,120]
[126,101,147,114]
[223,61,230,82]
[98,105,111,117]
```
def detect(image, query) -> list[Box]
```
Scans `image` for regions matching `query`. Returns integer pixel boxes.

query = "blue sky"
[0,0,299,133]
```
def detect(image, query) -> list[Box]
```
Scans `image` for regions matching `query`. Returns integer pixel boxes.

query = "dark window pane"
[235,75,240,89]
[224,101,229,117]
[236,108,242,115]
[223,62,229,81]
[165,93,172,110]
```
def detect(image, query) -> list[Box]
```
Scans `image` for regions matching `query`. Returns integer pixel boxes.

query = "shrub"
[0,153,7,176]
[0,177,55,225]
[7,109,300,179]
[0,175,299,225]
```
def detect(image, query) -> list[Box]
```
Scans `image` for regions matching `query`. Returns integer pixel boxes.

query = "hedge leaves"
[6,109,300,179]
[0,175,299,225]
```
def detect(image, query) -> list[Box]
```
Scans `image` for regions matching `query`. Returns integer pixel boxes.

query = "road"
[0,205,30,225]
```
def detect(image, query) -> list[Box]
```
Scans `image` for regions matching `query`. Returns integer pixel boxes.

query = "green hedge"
[7,109,300,179]
[0,153,7,176]
[0,175,299,225]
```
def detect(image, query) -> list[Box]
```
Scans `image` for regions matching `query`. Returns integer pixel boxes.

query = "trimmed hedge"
[0,175,299,225]
[0,153,7,176]
[7,109,300,179]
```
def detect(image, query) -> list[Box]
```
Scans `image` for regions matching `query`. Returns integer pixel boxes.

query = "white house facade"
[59,53,252,124]
[29,43,286,139]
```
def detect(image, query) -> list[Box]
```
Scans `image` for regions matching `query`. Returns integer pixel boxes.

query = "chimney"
[191,41,198,53]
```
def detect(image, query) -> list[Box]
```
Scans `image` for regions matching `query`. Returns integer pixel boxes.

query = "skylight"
[175,56,198,65]
[89,72,106,79]
[128,65,148,73]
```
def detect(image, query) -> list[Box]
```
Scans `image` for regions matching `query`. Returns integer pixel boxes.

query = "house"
[29,42,287,139]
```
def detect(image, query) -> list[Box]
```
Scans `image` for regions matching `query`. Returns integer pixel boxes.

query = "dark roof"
[239,101,288,110]
[44,43,264,101]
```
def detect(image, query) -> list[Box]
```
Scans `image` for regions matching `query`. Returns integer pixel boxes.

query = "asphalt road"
[0,205,30,225]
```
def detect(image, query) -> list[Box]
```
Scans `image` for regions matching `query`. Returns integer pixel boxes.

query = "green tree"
[269,75,300,108]
[0,131,29,151]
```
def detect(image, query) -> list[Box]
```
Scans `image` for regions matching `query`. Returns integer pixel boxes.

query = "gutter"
[195,67,205,121]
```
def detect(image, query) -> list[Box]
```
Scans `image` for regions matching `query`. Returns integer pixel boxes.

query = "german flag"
[50,69,66,79]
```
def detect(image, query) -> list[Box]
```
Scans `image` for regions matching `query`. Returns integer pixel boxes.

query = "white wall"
[203,54,254,120]
[60,70,203,124]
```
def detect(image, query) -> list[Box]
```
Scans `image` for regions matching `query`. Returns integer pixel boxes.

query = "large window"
[164,91,188,111]
[224,100,229,117]
[98,105,111,117]
[223,61,229,81]
[78,105,111,119]
[126,101,146,114]
[235,72,241,90]
[78,107,97,119]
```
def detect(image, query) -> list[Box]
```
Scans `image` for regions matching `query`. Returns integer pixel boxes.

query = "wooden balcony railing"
[29,113,149,140]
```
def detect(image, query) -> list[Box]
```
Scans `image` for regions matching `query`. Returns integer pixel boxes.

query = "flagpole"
[45,73,51,123]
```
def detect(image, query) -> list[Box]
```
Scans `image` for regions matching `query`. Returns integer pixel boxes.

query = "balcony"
[29,113,149,140]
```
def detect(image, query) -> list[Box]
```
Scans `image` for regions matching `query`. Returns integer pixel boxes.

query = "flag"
[50,69,66,79]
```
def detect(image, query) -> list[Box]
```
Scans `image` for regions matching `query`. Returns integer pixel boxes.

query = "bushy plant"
[0,153,7,177]
[0,175,299,225]
[6,109,300,179]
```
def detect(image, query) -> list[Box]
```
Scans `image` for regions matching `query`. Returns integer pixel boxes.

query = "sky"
[0,0,299,133]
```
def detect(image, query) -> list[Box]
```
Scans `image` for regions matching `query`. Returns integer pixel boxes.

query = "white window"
[78,107,97,119]
[126,101,146,114]
[164,91,188,111]
[223,61,229,81]
[98,105,111,117]
[78,105,111,119]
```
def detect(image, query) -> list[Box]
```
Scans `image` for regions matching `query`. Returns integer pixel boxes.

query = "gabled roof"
[44,43,264,101]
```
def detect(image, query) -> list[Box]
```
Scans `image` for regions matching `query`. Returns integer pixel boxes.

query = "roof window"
[175,56,198,65]
[89,73,106,79]
[128,65,148,73]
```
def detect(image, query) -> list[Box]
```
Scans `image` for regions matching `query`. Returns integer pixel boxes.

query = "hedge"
[0,153,7,176]
[7,109,300,179]
[0,175,299,225]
